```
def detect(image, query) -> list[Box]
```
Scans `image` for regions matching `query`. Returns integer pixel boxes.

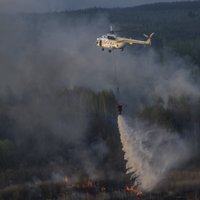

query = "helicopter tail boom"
[117,32,154,46]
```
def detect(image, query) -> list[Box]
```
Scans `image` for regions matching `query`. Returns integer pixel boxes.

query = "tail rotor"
[143,32,155,45]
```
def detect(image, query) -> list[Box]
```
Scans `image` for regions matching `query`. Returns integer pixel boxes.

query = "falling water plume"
[118,115,190,191]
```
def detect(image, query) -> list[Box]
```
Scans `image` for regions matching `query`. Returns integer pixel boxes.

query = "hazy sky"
[0,0,193,13]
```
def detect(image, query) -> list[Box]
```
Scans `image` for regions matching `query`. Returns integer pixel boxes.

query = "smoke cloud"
[0,11,199,182]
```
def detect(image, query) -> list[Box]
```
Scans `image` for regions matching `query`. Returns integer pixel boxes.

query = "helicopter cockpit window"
[107,35,116,40]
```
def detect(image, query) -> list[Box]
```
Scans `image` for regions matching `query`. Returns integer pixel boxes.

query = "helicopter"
[96,26,154,53]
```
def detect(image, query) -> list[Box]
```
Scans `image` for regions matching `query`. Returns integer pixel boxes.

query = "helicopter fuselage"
[96,32,154,52]
[96,34,125,51]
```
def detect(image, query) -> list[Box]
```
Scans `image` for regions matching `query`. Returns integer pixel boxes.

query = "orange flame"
[125,185,143,197]
[64,176,69,186]
[84,180,93,188]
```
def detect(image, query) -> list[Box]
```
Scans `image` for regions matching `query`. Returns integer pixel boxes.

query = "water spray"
[117,115,190,192]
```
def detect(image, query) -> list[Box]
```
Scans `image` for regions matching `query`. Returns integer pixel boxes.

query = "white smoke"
[118,115,190,191]
[0,11,199,183]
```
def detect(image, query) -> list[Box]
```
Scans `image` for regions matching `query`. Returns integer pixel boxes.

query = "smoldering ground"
[0,12,199,185]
